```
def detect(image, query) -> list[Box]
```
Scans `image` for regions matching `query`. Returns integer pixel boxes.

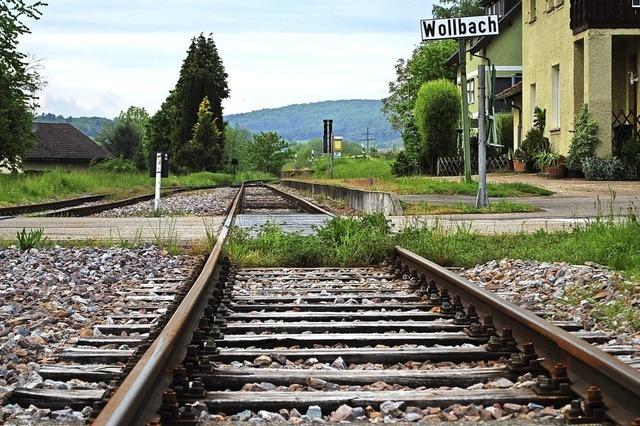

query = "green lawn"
[0,169,273,206]
[401,201,541,215]
[283,157,552,197]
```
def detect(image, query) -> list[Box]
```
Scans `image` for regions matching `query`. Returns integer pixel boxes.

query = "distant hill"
[37,99,402,147]
[35,113,113,139]
[225,100,400,148]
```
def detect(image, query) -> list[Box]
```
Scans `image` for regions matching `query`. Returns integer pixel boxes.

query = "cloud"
[21,1,436,117]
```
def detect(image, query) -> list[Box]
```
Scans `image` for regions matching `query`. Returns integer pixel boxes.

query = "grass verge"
[225,213,640,279]
[401,201,541,215]
[0,170,273,206]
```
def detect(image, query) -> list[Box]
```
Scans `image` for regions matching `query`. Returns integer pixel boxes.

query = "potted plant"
[513,148,528,173]
[534,151,567,179]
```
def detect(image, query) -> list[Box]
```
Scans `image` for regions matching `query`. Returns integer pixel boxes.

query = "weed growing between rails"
[225,215,393,267]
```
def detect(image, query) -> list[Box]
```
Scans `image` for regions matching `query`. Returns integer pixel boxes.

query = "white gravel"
[0,246,203,423]
[95,187,237,217]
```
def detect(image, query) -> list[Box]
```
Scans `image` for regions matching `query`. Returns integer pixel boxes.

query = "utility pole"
[360,127,376,155]
[459,38,472,183]
[476,65,489,208]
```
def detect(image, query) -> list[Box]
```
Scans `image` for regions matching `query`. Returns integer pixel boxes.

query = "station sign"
[420,15,499,41]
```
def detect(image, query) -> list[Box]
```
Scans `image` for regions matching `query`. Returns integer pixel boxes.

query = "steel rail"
[93,184,245,426]
[395,246,640,425]
[0,194,107,217]
[265,184,336,217]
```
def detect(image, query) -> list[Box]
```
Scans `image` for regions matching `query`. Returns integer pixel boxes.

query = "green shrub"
[521,128,550,162]
[91,157,138,174]
[582,156,637,181]
[391,151,419,176]
[567,104,600,172]
[495,113,514,151]
[414,79,461,174]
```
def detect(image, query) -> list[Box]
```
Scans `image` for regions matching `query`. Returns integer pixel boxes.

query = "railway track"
[6,183,640,425]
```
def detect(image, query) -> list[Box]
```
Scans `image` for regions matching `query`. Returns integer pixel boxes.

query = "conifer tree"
[177,97,223,172]
[172,34,229,170]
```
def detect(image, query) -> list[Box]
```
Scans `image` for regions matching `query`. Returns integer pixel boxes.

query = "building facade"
[522,0,640,156]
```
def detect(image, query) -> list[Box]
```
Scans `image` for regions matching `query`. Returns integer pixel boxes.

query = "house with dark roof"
[24,123,112,171]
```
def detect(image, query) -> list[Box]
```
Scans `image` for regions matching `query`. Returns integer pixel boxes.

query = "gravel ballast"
[95,187,237,217]
[461,259,640,347]
[0,246,203,423]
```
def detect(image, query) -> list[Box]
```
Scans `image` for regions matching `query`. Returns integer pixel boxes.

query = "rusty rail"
[395,246,640,425]
[92,184,245,426]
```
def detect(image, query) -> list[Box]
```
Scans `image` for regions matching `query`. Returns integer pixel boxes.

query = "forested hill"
[35,113,113,139]
[225,99,400,147]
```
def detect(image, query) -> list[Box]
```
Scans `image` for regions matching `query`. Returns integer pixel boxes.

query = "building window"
[530,83,536,123]
[486,0,505,16]
[530,0,537,20]
[467,79,476,104]
[552,65,561,128]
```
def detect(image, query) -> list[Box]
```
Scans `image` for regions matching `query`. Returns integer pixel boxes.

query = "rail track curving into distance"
[7,183,640,425]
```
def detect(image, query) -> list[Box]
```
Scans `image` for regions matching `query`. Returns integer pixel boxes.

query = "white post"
[154,152,162,214]
[476,65,489,208]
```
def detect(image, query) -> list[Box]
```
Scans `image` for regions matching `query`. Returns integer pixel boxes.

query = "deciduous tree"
[246,132,291,175]
[0,0,45,171]
[97,106,149,169]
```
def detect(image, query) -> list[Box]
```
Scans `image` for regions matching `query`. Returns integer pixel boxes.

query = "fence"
[436,154,512,176]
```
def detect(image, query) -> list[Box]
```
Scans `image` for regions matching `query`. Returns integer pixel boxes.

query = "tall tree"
[97,106,149,169]
[223,123,252,172]
[246,132,292,175]
[176,97,223,172]
[146,91,176,157]
[0,0,45,171]
[432,0,484,19]
[172,34,229,171]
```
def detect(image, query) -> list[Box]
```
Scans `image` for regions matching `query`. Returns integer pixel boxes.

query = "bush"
[567,105,600,172]
[391,151,420,176]
[495,113,514,151]
[521,128,550,161]
[414,79,461,174]
[581,157,625,181]
[91,157,138,174]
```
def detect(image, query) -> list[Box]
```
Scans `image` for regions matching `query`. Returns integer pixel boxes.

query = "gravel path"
[461,259,640,347]
[0,246,203,423]
[94,187,237,218]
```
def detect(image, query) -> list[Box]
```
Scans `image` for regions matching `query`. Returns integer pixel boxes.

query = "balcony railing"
[571,0,640,34]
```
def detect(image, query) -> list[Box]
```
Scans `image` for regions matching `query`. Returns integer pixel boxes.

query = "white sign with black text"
[420,15,499,41]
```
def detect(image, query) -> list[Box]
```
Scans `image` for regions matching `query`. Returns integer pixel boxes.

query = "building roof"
[28,123,112,162]
[495,80,522,100]
[445,2,522,66]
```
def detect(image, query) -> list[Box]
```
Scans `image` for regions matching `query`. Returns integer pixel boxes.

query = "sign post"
[323,119,334,179]
[476,65,489,208]
[459,38,472,183]
[150,152,169,215]
[420,14,499,189]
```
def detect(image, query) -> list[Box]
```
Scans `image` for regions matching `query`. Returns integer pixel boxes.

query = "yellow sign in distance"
[333,136,343,152]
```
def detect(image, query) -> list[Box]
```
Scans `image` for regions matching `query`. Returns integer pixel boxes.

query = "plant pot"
[513,160,526,173]
[525,160,538,173]
[566,169,584,179]
[545,164,567,179]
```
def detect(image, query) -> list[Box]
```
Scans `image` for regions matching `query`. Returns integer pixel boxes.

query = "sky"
[21,1,435,118]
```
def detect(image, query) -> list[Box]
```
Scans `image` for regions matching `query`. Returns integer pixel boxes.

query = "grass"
[283,157,552,197]
[401,201,541,215]
[226,213,640,279]
[0,169,273,206]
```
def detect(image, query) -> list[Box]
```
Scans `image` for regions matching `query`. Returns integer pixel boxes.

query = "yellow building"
[521,0,640,156]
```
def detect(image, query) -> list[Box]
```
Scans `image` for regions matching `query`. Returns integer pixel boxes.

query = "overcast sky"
[21,1,435,118]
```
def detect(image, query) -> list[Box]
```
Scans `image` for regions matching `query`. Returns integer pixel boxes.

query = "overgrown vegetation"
[302,174,553,197]
[227,212,640,280]
[401,200,540,215]
[0,169,272,206]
